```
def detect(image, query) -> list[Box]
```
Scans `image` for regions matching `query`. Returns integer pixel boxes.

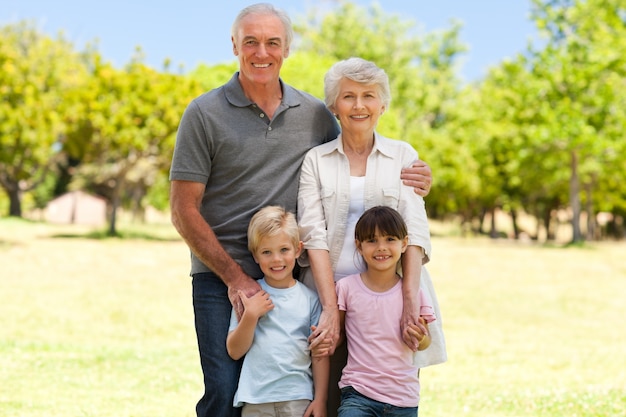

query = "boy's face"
[253,231,302,288]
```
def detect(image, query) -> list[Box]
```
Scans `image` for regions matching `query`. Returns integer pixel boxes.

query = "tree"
[529,0,626,242]
[188,61,238,92]
[0,22,87,216]
[64,51,203,235]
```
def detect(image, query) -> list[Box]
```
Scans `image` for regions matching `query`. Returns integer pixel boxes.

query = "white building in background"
[43,190,107,226]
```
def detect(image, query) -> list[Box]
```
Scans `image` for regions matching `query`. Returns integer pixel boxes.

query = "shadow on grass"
[540,240,597,250]
[0,239,19,250]
[50,228,181,242]
[0,216,181,242]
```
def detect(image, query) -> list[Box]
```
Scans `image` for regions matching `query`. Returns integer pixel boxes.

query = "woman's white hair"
[324,57,391,110]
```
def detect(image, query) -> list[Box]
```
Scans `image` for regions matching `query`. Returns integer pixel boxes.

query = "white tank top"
[335,176,366,280]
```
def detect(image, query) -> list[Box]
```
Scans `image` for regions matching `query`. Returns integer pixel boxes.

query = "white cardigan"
[297,131,446,367]
[298,131,431,271]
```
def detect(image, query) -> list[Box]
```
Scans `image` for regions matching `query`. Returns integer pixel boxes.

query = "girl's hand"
[309,325,333,357]
[308,306,340,355]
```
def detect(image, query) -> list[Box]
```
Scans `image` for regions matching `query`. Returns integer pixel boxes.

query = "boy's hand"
[239,290,274,320]
[304,398,327,417]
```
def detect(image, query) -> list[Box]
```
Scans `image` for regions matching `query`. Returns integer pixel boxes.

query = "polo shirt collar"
[224,72,300,108]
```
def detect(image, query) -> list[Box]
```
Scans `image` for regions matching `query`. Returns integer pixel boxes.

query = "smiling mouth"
[253,63,271,68]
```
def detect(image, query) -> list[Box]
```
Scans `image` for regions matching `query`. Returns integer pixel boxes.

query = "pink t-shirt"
[336,273,436,407]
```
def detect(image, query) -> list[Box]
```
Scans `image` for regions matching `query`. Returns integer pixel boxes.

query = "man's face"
[232,13,290,87]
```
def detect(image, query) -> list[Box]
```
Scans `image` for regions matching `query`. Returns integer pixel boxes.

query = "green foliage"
[1,0,625,241]
[447,0,626,240]
[296,1,466,135]
[30,170,58,210]
[189,61,238,91]
[0,21,87,216]
[282,51,336,100]
[144,170,171,212]
[62,54,204,234]
[524,0,626,240]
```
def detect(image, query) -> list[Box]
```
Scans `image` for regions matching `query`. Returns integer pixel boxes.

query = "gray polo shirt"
[170,72,340,278]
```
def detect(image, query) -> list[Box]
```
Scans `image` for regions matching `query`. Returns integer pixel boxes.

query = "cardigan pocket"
[381,187,400,208]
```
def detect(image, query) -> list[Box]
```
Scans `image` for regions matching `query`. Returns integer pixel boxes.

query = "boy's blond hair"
[247,206,300,254]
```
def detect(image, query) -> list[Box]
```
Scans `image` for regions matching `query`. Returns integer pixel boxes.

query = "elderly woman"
[297,57,446,416]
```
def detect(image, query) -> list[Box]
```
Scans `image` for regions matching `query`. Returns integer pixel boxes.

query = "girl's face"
[332,78,385,136]
[356,227,408,273]
[252,231,302,288]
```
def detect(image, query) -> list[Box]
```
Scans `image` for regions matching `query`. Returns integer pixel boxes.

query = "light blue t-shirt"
[229,279,322,407]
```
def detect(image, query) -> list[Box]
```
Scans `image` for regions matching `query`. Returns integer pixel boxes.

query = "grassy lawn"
[1,218,625,416]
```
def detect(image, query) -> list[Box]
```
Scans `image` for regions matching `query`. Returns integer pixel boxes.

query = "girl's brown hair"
[355,206,408,242]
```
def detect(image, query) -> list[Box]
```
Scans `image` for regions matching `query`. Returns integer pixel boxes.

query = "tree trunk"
[108,184,121,237]
[585,182,596,240]
[490,207,498,238]
[478,208,486,235]
[8,187,22,217]
[534,211,541,240]
[544,209,554,241]
[109,200,118,237]
[569,150,583,243]
[510,208,520,239]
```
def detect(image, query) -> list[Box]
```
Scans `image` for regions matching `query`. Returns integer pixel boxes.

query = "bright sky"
[2,0,538,82]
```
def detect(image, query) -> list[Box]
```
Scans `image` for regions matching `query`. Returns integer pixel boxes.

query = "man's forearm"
[173,208,247,284]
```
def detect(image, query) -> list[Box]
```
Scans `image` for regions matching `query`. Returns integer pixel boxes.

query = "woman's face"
[333,78,385,137]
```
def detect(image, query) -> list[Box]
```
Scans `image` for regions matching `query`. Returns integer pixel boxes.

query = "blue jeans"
[192,272,242,417]
[338,387,418,417]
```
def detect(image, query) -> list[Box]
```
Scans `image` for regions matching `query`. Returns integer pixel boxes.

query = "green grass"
[1,219,625,416]
[420,238,626,416]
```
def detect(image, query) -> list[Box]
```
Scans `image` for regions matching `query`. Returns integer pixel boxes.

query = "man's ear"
[232,37,238,56]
